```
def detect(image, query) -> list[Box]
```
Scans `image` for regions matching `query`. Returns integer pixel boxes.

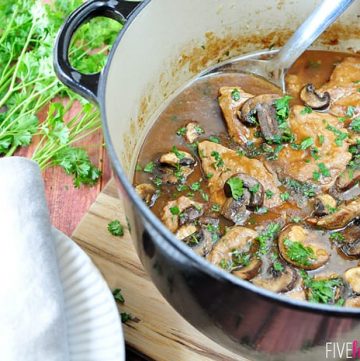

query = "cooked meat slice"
[341,226,360,257]
[184,122,203,143]
[278,225,330,270]
[135,183,158,206]
[252,263,298,293]
[336,167,360,191]
[300,83,330,111]
[319,57,360,119]
[273,105,352,188]
[345,296,360,307]
[162,196,204,232]
[218,87,260,146]
[198,140,281,209]
[315,198,360,230]
[207,226,261,280]
[344,266,360,293]
[160,150,195,167]
[313,194,337,217]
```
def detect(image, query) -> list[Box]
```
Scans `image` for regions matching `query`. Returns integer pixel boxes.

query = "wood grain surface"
[72,180,248,361]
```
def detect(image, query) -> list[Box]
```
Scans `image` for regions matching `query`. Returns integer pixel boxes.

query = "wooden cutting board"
[72,179,248,361]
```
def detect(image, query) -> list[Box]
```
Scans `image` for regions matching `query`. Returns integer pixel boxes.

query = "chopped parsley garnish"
[209,135,220,143]
[226,177,244,200]
[206,173,214,179]
[190,181,201,191]
[170,206,180,215]
[313,163,330,181]
[249,183,260,193]
[273,260,284,272]
[231,88,241,101]
[231,250,251,267]
[177,184,188,192]
[195,125,205,134]
[346,106,355,117]
[300,106,313,115]
[283,178,316,198]
[274,95,292,123]
[301,272,343,304]
[152,176,162,187]
[265,189,274,199]
[350,117,360,132]
[144,161,155,173]
[200,190,209,201]
[112,288,125,303]
[283,239,315,266]
[211,150,224,169]
[121,312,134,323]
[256,223,281,255]
[280,192,290,201]
[176,126,187,136]
[135,164,142,171]
[211,203,221,212]
[318,134,325,146]
[300,137,314,150]
[326,124,348,146]
[329,232,345,242]
[108,220,124,237]
[171,146,185,160]
[291,216,302,223]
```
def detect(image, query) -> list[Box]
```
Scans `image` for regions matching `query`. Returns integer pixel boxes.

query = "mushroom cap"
[135,183,157,206]
[278,225,330,270]
[160,150,195,167]
[207,226,261,280]
[300,83,331,111]
[313,194,337,217]
[252,263,298,293]
[344,266,360,293]
[239,94,280,126]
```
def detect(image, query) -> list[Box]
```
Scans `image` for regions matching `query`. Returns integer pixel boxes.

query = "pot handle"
[54,0,141,103]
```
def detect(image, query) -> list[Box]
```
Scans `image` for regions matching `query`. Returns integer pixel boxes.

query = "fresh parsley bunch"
[0,0,121,187]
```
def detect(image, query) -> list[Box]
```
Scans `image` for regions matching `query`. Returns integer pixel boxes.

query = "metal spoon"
[207,0,355,92]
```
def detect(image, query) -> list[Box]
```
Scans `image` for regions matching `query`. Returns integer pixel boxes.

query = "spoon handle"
[271,0,355,71]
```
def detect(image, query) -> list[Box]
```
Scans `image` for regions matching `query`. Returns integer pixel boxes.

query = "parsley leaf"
[226,177,244,200]
[108,220,124,237]
[283,239,315,266]
[231,88,241,101]
[112,288,125,303]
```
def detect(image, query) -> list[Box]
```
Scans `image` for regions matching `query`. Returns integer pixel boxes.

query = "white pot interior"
[104,0,360,179]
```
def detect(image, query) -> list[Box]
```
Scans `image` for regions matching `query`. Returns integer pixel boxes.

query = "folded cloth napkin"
[0,157,69,361]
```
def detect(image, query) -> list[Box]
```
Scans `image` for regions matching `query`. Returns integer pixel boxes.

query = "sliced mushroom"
[345,296,360,307]
[300,83,330,111]
[341,226,360,257]
[160,150,195,167]
[336,168,360,191]
[344,266,360,293]
[160,165,193,184]
[135,183,158,206]
[224,173,264,210]
[278,225,330,270]
[256,102,282,142]
[179,205,204,226]
[239,94,279,126]
[316,198,360,230]
[313,194,337,217]
[162,196,204,232]
[221,190,251,225]
[252,263,298,293]
[207,226,261,280]
[184,122,203,143]
[176,224,198,241]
